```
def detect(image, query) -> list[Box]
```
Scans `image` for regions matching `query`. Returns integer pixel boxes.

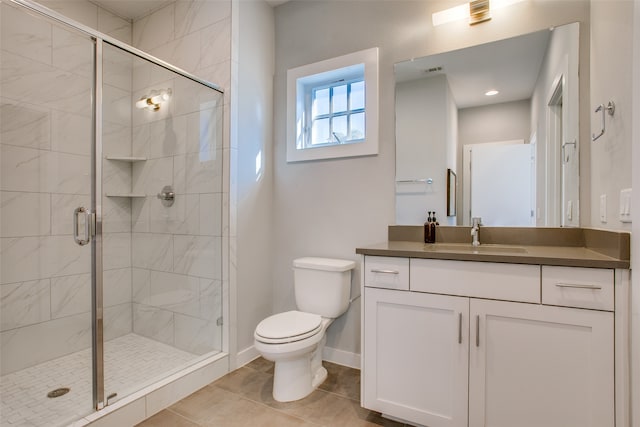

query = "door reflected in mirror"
[394,22,580,227]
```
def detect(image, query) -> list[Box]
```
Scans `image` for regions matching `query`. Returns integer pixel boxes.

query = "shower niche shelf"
[105,193,146,198]
[105,156,147,162]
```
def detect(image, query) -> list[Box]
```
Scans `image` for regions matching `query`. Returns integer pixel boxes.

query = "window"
[287,48,378,162]
[307,79,365,147]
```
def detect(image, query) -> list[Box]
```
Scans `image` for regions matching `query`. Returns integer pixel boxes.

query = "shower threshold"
[0,334,207,427]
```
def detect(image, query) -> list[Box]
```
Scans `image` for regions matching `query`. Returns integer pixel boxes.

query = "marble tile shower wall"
[127,63,224,355]
[0,0,228,376]
[132,0,231,94]
[128,0,230,356]
[0,3,133,375]
[127,0,231,354]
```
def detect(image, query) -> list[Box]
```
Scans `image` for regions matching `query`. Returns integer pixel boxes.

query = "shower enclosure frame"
[6,0,225,413]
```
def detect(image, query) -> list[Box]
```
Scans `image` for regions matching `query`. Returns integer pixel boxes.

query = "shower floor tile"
[0,333,199,427]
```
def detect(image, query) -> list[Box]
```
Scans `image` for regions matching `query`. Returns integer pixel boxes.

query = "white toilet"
[254,257,356,402]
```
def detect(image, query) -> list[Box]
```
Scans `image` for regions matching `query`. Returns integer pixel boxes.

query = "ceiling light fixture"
[432,0,525,27]
[135,89,172,111]
[485,90,499,96]
[469,0,491,25]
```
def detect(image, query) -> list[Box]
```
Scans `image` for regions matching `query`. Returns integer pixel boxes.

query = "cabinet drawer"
[542,266,614,311]
[364,256,409,290]
[411,259,540,303]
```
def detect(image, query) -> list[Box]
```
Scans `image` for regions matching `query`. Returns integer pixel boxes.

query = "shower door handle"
[73,207,92,246]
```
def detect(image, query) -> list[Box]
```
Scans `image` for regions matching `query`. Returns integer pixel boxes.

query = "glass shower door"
[100,42,224,404]
[1,1,225,424]
[0,1,97,425]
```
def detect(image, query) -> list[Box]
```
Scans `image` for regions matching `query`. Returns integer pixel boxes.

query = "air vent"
[425,66,444,74]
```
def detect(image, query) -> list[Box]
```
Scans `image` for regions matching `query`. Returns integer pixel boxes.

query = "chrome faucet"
[471,217,482,247]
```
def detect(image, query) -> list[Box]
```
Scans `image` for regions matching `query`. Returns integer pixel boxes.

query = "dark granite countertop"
[355,226,630,269]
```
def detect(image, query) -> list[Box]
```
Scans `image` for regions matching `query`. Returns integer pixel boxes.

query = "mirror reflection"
[395,22,580,227]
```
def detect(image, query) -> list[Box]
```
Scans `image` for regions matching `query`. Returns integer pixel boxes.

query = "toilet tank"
[293,257,356,318]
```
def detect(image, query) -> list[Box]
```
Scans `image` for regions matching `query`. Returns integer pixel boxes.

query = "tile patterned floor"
[0,334,201,427]
[137,358,408,427]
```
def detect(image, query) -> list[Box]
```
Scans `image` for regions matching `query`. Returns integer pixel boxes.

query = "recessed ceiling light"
[485,90,499,96]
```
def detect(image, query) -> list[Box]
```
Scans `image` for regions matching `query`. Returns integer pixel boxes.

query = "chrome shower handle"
[73,207,92,246]
[157,190,175,201]
[156,185,175,207]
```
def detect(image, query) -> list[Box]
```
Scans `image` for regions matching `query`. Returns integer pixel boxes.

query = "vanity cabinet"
[363,287,469,427]
[469,299,613,427]
[362,256,618,427]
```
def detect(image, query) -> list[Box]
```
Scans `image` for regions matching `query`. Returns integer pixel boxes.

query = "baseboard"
[236,345,260,367]
[323,346,360,369]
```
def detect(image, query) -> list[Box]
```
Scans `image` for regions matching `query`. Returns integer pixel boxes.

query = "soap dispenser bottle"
[424,211,432,243]
[425,211,436,244]
[429,212,438,243]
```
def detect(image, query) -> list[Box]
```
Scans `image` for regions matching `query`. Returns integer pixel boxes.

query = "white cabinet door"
[469,299,614,427]
[363,287,469,427]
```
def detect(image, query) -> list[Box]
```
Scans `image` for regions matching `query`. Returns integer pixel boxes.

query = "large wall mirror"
[395,22,580,227]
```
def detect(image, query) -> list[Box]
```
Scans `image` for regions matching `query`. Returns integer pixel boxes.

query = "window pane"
[349,112,365,140]
[350,81,365,110]
[312,118,330,144]
[332,84,347,113]
[313,88,330,116]
[332,116,347,142]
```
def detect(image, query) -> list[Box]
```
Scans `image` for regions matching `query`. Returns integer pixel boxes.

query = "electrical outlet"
[620,188,632,223]
[567,200,573,221]
[600,194,607,223]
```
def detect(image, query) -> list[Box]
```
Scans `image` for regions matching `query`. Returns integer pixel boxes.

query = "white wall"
[457,100,530,225]
[396,75,451,225]
[529,22,580,227]
[458,100,531,146]
[631,1,639,425]
[457,99,530,224]
[273,0,590,361]
[590,0,633,231]
[445,79,458,226]
[234,0,275,356]
[446,81,458,187]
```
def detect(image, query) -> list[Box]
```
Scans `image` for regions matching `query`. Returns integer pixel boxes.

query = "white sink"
[425,243,528,254]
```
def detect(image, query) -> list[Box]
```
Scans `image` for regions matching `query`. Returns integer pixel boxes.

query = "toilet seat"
[255,310,322,344]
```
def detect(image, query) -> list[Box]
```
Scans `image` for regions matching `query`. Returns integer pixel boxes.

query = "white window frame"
[287,47,379,162]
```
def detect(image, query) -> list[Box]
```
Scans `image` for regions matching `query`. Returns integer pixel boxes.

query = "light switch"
[620,188,632,223]
[600,194,607,223]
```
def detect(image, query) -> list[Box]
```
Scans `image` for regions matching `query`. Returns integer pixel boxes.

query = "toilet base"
[312,366,328,389]
[271,336,328,402]
[272,356,319,402]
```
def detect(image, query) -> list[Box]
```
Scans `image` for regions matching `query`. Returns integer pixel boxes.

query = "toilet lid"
[255,311,322,344]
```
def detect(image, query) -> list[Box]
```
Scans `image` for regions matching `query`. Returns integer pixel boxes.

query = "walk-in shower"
[0,0,225,425]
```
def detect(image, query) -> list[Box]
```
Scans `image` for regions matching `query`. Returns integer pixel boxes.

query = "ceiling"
[395,29,551,109]
[90,0,173,20]
[89,1,547,109]
[91,0,288,21]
